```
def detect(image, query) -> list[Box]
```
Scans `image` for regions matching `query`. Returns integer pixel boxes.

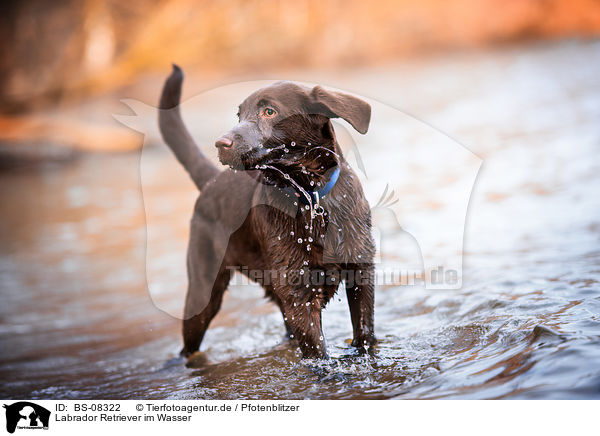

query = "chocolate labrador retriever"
[158,65,375,359]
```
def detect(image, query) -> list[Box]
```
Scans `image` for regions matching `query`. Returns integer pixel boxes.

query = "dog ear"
[308,86,371,134]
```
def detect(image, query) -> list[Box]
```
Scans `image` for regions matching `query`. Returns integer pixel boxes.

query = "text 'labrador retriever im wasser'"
[158,65,376,360]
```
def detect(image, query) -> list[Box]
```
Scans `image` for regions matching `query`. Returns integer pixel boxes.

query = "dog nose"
[215,137,233,149]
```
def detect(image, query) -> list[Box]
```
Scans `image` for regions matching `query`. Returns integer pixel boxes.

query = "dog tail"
[158,64,219,190]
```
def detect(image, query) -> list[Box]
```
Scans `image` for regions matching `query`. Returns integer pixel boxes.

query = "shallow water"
[1,40,600,399]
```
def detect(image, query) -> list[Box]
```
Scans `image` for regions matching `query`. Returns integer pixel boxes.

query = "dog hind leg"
[181,217,232,357]
[181,268,231,357]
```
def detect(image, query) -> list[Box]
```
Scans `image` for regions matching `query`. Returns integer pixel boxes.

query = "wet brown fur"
[159,65,376,359]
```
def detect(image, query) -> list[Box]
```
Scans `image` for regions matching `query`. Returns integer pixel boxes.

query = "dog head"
[215,81,371,174]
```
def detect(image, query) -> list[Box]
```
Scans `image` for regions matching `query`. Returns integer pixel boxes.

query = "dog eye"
[262,107,277,118]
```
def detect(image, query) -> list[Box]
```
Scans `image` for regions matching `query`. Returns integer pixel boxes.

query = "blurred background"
[1,0,599,399]
[1,0,599,157]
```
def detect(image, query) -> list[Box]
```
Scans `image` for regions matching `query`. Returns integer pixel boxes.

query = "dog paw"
[351,336,377,355]
[184,351,208,368]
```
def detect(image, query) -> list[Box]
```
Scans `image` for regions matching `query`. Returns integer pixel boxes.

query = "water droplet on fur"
[291,141,296,146]
[290,231,294,236]
[298,238,303,243]
[308,237,313,242]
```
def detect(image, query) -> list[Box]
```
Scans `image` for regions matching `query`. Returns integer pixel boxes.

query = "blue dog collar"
[297,166,340,205]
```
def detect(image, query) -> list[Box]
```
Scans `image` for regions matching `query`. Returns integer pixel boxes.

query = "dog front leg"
[345,263,376,351]
[281,295,328,359]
